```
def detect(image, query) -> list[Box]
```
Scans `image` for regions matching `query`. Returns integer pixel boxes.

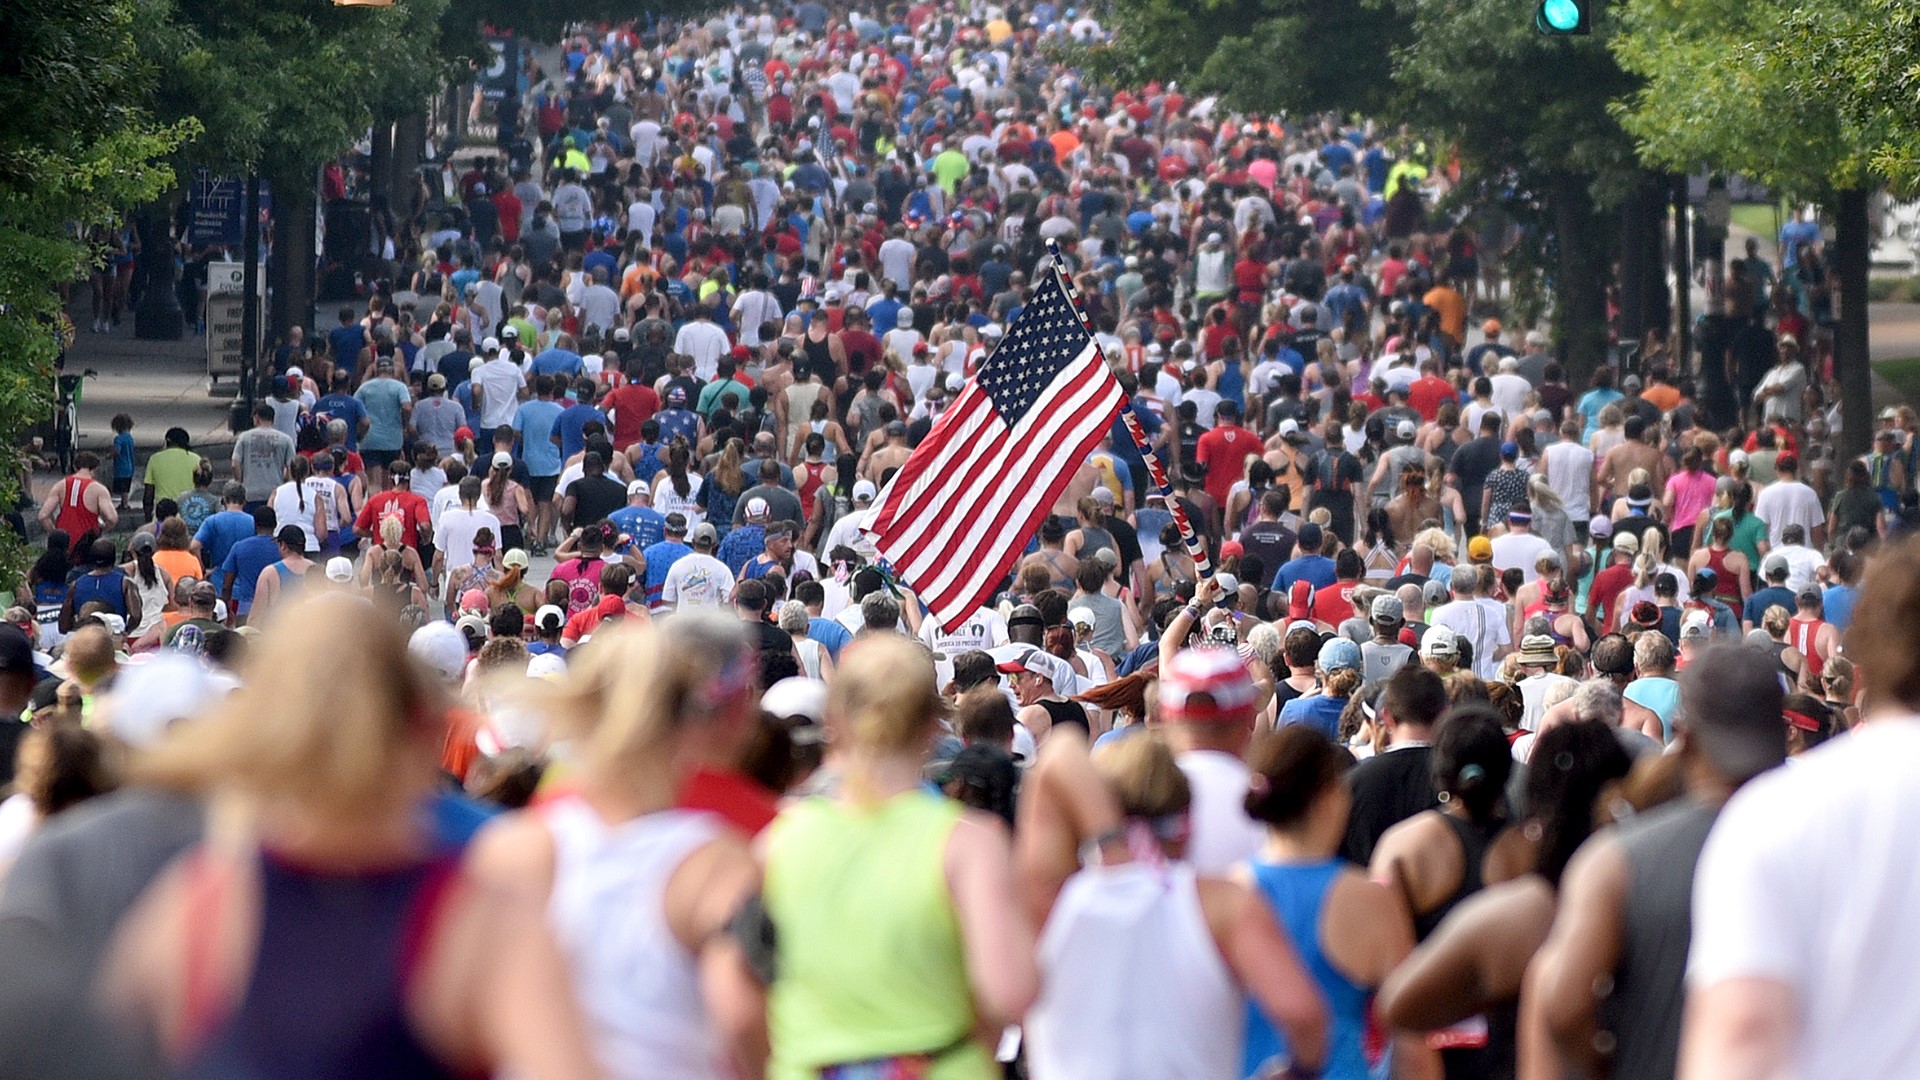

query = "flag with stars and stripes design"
[863,258,1124,626]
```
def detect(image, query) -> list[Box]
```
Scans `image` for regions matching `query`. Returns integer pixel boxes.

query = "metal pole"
[1044,237,1214,579]
[240,172,262,413]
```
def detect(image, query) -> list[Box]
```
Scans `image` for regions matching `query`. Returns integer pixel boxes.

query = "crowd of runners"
[1,2,1916,1078]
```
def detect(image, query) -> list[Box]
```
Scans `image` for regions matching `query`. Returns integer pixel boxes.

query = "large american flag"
[864,259,1124,626]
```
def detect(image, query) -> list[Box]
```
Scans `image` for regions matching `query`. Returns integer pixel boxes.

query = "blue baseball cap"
[1318,636,1361,674]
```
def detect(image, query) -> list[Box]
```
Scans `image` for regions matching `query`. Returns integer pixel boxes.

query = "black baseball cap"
[0,624,34,677]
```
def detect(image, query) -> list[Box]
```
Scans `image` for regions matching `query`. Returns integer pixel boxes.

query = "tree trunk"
[1672,175,1692,372]
[391,111,428,223]
[269,176,316,343]
[1617,171,1671,354]
[1618,182,1649,344]
[132,203,183,340]
[1550,170,1610,387]
[367,119,394,216]
[1834,187,1872,460]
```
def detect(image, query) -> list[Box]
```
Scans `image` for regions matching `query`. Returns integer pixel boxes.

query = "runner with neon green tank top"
[762,635,1036,1080]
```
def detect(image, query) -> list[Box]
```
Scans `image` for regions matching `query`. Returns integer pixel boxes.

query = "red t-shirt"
[1195,424,1260,507]
[677,767,780,835]
[1407,375,1455,423]
[602,383,660,450]
[1200,322,1237,361]
[1588,562,1636,631]
[1232,258,1266,304]
[357,489,431,547]
[1311,581,1359,626]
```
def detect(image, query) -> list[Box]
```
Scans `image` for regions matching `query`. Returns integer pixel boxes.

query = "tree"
[0,0,189,570]
[1091,0,1656,385]
[1612,0,1893,455]
[132,0,454,339]
[1089,0,1402,119]
[1388,0,1649,383]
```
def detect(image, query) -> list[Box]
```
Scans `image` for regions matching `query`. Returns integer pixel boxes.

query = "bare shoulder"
[463,810,556,893]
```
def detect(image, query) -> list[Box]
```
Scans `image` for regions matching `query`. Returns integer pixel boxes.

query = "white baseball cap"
[761,676,828,724]
[852,479,878,502]
[627,479,651,496]
[482,336,501,352]
[324,557,355,583]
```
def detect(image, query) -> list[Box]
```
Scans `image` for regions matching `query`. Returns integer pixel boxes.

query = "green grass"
[1877,356,1920,404]
[1869,278,1920,303]
[1729,202,1783,241]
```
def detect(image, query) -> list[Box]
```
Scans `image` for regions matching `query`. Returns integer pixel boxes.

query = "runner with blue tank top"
[1242,726,1415,1080]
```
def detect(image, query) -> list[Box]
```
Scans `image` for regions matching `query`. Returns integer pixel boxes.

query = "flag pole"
[1045,238,1213,580]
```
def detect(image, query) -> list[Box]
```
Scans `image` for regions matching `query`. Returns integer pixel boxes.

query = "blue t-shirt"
[1275,554,1338,592]
[354,377,411,452]
[607,505,666,552]
[455,380,483,433]
[1277,694,1346,740]
[555,403,609,461]
[717,523,765,574]
[807,616,852,660]
[655,407,700,447]
[426,791,496,851]
[1319,141,1356,175]
[328,325,366,368]
[1576,388,1624,442]
[529,348,585,378]
[218,534,282,612]
[112,432,135,480]
[1743,586,1796,627]
[1823,583,1858,633]
[313,393,369,451]
[513,399,565,477]
[194,510,258,590]
[641,539,692,605]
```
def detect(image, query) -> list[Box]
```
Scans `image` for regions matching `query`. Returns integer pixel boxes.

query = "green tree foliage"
[1612,0,1889,453]
[1611,0,1872,194]
[1091,0,1402,118]
[1095,0,1645,379]
[136,0,452,183]
[0,0,190,572]
[1769,0,1920,194]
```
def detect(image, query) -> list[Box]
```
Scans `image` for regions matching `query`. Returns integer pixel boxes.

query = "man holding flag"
[863,242,1208,627]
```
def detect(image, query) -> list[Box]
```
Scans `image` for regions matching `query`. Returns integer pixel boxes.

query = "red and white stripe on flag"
[863,265,1124,627]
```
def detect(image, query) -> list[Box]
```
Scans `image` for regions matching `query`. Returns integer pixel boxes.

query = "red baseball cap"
[1289,580,1313,621]
[1158,648,1257,724]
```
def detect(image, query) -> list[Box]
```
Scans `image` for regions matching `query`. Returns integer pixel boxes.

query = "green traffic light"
[1541,0,1582,31]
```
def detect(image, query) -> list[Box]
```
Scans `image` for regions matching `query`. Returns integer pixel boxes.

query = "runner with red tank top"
[38,454,116,555]
[1787,590,1834,685]
[1703,546,1743,601]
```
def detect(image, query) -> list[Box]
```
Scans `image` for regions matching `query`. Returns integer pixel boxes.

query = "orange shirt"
[1641,383,1681,412]
[154,549,204,586]
[1048,130,1082,165]
[1423,285,1468,344]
